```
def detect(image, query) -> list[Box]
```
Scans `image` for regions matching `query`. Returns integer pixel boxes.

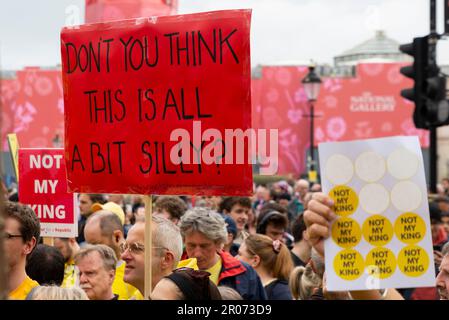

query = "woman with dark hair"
[150,268,222,300]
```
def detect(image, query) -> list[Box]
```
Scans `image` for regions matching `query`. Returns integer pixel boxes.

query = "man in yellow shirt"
[54,237,80,288]
[121,215,183,298]
[4,201,40,299]
[84,211,139,299]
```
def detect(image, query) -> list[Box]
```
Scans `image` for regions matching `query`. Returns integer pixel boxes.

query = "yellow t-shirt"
[205,257,222,285]
[113,261,140,300]
[8,276,39,300]
[177,257,221,284]
[61,259,77,288]
[129,290,144,300]
[177,258,199,270]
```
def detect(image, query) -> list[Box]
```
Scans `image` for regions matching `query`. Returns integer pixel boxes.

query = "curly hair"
[154,196,187,220]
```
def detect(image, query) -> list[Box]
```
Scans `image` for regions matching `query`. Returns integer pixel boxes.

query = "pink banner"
[85,0,178,23]
[252,63,429,176]
[1,68,64,151]
[251,66,311,176]
[1,63,429,179]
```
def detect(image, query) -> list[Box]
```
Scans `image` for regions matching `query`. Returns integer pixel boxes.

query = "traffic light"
[400,36,429,129]
[426,66,449,126]
[400,35,449,128]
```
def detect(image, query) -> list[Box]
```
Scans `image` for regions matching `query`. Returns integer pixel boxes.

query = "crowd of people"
[2,177,449,300]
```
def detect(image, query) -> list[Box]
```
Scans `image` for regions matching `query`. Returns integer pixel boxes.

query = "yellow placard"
[7,133,19,181]
[328,185,359,217]
[331,217,362,248]
[333,249,364,281]
[308,170,317,182]
[365,247,396,279]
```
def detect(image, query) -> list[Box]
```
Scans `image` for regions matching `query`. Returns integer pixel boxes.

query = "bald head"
[84,211,124,258]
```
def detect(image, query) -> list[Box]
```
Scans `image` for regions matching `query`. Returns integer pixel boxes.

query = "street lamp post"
[302,65,322,182]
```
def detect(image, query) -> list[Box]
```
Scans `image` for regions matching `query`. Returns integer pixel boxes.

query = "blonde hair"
[29,286,89,300]
[289,264,322,300]
[244,234,293,281]
[442,242,449,256]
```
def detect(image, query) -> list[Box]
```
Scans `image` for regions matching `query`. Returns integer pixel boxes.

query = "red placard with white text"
[18,148,77,237]
[60,10,253,196]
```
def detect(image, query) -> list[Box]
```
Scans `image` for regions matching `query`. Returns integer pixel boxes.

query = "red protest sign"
[18,148,77,237]
[61,10,253,196]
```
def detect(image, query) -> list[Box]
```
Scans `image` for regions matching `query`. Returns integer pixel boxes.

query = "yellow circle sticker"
[394,213,426,244]
[365,247,396,279]
[331,217,362,248]
[362,215,393,246]
[333,249,364,281]
[398,245,429,277]
[329,185,359,216]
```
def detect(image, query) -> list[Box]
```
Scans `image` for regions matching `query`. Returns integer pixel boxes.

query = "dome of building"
[334,30,411,66]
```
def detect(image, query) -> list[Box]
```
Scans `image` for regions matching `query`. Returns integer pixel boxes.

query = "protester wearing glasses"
[151,267,222,300]
[84,211,139,300]
[179,207,267,300]
[4,201,40,300]
[121,215,183,298]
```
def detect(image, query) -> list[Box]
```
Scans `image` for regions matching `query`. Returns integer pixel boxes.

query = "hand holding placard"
[317,136,435,291]
[304,193,337,258]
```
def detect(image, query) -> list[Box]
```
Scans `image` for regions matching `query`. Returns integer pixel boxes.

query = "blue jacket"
[217,251,267,300]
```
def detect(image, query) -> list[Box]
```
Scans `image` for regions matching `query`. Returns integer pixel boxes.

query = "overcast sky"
[1,0,449,70]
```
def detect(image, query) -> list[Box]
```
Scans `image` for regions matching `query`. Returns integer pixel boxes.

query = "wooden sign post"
[144,195,153,299]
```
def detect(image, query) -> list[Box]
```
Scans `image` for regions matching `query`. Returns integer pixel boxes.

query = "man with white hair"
[74,244,118,300]
[179,207,267,300]
[121,215,183,297]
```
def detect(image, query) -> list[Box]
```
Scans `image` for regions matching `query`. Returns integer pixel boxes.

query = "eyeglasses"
[3,232,23,240]
[120,242,145,254]
[120,242,169,254]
